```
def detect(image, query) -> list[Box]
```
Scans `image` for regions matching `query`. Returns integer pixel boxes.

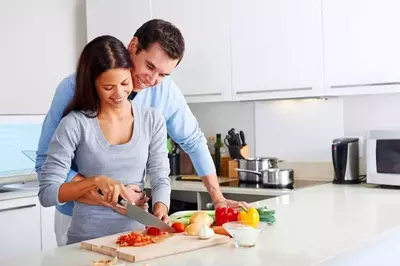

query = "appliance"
[332,137,361,184]
[366,129,400,186]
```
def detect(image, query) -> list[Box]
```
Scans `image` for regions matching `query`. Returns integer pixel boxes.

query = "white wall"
[190,92,400,170]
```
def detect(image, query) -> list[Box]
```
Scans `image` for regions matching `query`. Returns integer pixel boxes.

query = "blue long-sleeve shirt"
[35,73,215,216]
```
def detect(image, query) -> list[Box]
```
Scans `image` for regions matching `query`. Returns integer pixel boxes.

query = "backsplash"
[189,92,400,167]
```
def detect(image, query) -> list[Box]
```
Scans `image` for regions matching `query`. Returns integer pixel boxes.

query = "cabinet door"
[230,0,324,101]
[40,206,57,251]
[0,197,41,260]
[323,0,400,96]
[152,0,232,103]
[86,0,151,45]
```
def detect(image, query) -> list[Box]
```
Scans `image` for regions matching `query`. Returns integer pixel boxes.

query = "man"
[36,19,247,247]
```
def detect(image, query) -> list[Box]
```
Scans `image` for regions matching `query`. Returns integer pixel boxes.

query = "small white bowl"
[222,221,267,248]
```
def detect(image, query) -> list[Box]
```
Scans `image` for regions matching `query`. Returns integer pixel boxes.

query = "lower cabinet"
[0,196,41,260]
[40,205,57,251]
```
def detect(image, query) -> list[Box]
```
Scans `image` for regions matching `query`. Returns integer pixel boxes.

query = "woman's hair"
[63,35,132,117]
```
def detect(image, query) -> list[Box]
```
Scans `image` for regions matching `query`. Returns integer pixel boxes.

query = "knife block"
[240,145,249,159]
[220,157,238,178]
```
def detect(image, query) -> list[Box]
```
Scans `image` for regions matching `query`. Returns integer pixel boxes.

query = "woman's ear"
[128,37,140,54]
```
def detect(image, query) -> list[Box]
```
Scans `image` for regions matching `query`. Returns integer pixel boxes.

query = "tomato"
[146,226,162,236]
[171,222,185,233]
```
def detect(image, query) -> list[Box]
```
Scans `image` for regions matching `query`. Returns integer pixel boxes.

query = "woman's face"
[95,68,133,109]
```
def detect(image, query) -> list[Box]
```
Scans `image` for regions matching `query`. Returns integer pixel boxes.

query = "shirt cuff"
[65,169,78,183]
[151,189,171,211]
[188,144,216,177]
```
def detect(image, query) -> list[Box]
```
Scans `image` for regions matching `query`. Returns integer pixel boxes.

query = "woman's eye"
[104,86,113,91]
[121,82,129,86]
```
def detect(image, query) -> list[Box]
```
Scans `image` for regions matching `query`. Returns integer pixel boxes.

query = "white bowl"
[222,221,267,248]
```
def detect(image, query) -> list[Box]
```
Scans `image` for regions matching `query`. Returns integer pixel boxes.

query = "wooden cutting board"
[81,231,231,263]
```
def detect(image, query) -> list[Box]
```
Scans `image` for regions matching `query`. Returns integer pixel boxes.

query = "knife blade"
[98,189,176,233]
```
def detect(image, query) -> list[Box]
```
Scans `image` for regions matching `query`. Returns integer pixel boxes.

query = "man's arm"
[162,78,224,205]
[35,75,79,183]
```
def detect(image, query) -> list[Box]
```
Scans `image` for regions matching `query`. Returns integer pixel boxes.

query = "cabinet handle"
[236,87,312,95]
[0,204,36,212]
[331,82,400,89]
[184,92,222,97]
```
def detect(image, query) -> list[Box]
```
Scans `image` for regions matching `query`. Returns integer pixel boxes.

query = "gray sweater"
[38,102,171,244]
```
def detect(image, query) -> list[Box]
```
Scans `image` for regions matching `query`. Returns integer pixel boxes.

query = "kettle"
[332,137,361,184]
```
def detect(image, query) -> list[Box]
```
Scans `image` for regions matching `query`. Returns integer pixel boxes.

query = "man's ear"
[128,37,139,54]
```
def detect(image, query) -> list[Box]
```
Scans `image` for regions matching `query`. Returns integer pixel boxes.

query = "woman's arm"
[38,113,92,207]
[146,110,172,215]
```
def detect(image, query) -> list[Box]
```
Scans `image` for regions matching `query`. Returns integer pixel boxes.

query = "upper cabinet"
[151,0,232,103]
[229,0,325,101]
[86,0,151,45]
[323,0,400,96]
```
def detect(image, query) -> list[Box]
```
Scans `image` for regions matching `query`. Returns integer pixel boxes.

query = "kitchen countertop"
[2,182,400,266]
[0,174,327,201]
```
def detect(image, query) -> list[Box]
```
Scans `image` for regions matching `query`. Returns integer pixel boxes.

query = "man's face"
[128,37,179,92]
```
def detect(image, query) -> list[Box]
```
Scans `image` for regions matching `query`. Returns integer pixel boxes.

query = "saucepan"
[235,168,294,187]
[237,157,282,172]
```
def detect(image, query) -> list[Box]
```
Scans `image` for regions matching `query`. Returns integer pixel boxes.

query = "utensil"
[222,221,268,248]
[234,168,294,187]
[97,189,176,233]
[239,131,246,147]
[236,157,281,182]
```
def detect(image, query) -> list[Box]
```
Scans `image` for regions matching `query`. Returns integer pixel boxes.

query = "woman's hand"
[92,175,130,205]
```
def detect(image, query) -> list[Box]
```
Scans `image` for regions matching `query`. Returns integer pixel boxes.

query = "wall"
[189,92,400,179]
[0,0,87,173]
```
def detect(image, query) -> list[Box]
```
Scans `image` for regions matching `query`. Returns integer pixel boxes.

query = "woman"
[38,35,171,245]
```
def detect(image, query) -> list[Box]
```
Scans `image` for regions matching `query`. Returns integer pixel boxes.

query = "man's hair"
[134,19,185,64]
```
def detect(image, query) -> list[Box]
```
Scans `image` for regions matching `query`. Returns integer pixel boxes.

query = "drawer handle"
[0,204,36,212]
[331,82,400,89]
[184,92,222,97]
[236,87,312,95]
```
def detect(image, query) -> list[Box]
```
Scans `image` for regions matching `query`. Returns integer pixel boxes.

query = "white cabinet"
[323,0,400,96]
[0,196,41,260]
[40,206,57,251]
[229,0,324,101]
[86,0,151,45]
[151,0,232,103]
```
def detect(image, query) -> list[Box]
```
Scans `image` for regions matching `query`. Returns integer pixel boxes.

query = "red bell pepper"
[215,206,239,226]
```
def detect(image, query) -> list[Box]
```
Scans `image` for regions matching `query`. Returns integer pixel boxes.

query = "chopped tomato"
[146,226,162,236]
[171,222,185,233]
[116,232,154,247]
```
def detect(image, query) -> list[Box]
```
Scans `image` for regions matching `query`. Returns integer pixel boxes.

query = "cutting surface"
[81,231,231,262]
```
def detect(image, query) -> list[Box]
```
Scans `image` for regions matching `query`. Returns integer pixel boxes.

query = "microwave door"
[376,139,400,174]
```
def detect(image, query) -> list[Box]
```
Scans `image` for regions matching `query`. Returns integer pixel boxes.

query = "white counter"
[2,182,400,266]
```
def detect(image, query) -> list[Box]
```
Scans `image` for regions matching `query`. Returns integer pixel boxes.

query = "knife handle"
[97,189,126,205]
[239,130,246,146]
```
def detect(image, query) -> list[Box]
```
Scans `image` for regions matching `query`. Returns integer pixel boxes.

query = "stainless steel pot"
[236,157,282,182]
[235,168,294,187]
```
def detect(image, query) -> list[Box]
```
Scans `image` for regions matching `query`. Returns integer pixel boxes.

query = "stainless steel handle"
[234,168,263,176]
[331,82,400,89]
[0,204,36,213]
[236,87,312,95]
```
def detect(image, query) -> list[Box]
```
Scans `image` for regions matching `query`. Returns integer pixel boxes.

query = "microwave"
[366,129,400,186]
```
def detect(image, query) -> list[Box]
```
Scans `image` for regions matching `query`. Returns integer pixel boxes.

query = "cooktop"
[218,179,329,190]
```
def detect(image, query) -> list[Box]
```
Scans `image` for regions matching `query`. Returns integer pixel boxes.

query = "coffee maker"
[332,137,361,184]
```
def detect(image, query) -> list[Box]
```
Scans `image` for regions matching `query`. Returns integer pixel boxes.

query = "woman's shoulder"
[60,110,94,128]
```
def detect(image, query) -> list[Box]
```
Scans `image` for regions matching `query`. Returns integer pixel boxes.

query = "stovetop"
[218,179,329,190]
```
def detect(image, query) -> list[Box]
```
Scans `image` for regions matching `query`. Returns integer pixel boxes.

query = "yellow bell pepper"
[237,207,260,228]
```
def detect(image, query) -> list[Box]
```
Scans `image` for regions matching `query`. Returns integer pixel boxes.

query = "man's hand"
[153,202,169,223]
[214,197,250,209]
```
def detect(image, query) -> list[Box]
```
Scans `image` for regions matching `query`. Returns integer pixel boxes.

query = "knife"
[98,189,176,233]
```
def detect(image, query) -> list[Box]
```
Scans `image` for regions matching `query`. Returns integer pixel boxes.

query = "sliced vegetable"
[211,226,231,237]
[171,222,185,233]
[198,225,214,239]
[237,207,260,228]
[215,207,239,226]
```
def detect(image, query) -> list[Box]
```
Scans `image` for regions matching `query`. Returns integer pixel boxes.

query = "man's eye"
[146,64,154,70]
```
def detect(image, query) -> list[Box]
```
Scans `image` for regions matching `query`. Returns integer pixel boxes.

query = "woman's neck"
[97,100,132,121]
